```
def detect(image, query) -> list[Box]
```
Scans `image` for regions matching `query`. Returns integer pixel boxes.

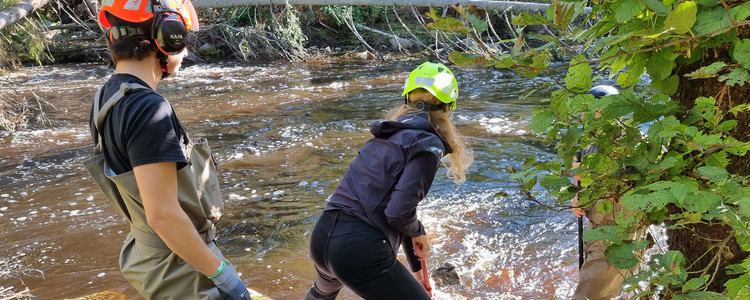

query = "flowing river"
[1,59,591,299]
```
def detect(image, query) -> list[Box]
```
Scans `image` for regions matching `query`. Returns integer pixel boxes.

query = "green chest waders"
[83,82,229,299]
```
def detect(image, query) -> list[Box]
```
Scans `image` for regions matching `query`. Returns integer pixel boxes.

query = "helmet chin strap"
[156,51,171,79]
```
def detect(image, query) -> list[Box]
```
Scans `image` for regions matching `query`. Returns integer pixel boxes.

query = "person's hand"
[572,194,585,218]
[210,262,252,300]
[412,235,430,260]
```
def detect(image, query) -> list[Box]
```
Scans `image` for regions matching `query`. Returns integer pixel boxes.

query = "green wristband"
[208,261,226,279]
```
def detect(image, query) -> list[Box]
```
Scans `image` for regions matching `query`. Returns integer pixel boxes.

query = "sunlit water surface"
[0,60,618,299]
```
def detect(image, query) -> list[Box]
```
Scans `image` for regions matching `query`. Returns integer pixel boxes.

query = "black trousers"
[305,210,431,300]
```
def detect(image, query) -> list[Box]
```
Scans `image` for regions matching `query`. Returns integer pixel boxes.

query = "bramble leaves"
[685,62,727,79]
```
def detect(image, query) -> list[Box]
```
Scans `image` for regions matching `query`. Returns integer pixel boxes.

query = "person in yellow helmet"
[304,62,473,299]
[83,0,251,299]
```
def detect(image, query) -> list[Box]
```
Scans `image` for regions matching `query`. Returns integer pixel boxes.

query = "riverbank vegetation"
[435,0,750,297]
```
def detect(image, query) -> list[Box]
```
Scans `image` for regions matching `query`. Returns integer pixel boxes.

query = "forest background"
[1,0,750,298]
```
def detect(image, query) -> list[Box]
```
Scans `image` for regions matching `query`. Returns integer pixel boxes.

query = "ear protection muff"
[151,10,188,55]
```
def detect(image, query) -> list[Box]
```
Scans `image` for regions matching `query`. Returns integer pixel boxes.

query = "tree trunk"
[668,26,750,292]
[191,0,576,14]
[0,0,51,30]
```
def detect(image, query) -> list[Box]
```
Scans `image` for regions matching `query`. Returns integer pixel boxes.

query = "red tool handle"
[421,259,433,297]
[415,242,433,298]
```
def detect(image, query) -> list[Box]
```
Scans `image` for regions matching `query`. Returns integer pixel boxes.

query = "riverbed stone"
[432,263,461,287]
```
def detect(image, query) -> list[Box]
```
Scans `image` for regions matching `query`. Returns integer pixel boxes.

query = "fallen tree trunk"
[192,0,565,13]
[0,0,51,30]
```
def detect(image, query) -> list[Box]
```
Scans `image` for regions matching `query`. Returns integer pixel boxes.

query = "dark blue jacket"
[326,112,450,262]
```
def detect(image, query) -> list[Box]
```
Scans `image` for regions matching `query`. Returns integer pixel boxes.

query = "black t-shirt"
[89,74,188,175]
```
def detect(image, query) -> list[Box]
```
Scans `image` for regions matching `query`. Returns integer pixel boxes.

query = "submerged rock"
[431,263,460,287]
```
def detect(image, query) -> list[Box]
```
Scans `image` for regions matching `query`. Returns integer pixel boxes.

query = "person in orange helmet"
[83,0,251,299]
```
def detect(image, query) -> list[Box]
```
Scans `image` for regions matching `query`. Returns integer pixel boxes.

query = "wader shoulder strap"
[93,82,151,153]
[94,82,151,134]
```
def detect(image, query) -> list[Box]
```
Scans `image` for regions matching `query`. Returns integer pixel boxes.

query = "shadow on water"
[1,61,585,299]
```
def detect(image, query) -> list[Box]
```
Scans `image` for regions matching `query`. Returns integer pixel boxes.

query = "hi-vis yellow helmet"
[402,62,459,110]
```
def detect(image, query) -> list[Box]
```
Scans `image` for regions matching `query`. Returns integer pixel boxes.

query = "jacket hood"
[370,112,452,154]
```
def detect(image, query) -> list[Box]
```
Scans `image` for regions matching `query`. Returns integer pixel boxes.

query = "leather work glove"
[210,262,252,300]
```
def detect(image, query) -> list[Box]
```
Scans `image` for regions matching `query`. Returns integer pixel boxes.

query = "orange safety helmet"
[99,0,199,31]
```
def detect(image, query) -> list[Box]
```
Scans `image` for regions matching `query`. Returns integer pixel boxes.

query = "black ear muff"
[152,11,188,55]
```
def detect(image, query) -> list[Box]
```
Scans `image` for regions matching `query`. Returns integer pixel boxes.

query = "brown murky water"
[1,60,590,299]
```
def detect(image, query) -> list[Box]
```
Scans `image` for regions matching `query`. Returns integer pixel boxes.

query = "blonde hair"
[385,89,473,183]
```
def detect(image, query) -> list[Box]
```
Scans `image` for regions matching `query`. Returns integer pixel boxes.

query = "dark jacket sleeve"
[384,137,442,237]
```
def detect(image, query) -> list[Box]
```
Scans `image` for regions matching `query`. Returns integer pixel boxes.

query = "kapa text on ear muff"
[151,10,188,55]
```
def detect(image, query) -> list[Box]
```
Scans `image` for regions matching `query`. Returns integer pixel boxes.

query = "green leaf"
[644,0,671,15]
[684,291,728,299]
[682,275,709,292]
[613,0,646,23]
[617,54,647,87]
[529,110,555,134]
[583,225,623,244]
[718,68,750,86]
[646,50,677,80]
[664,1,697,34]
[512,12,553,26]
[660,250,686,271]
[515,50,551,78]
[696,0,718,6]
[565,56,593,93]
[587,153,619,175]
[730,3,750,22]
[598,199,614,214]
[725,273,750,298]
[693,8,732,35]
[647,207,668,224]
[553,1,576,27]
[651,74,679,95]
[427,17,471,34]
[696,166,729,182]
[706,151,729,168]
[732,39,750,69]
[716,120,738,132]
[600,95,637,119]
[449,51,485,66]
[465,13,488,34]
[729,103,750,115]
[685,61,726,79]
[605,242,645,269]
[740,191,750,218]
